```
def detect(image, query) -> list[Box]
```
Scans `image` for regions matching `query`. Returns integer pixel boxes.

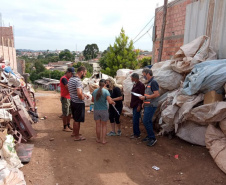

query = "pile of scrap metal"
[0,81,37,143]
[0,65,38,184]
[0,64,37,139]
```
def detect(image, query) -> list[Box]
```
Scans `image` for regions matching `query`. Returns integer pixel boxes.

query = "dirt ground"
[21,91,226,185]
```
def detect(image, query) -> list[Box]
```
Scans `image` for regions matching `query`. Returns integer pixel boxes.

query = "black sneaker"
[147,139,157,147]
[142,136,149,142]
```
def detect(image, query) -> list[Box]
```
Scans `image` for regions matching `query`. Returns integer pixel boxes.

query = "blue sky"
[1,0,164,51]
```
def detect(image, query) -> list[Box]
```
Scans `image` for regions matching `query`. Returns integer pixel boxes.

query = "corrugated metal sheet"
[184,0,209,43]
[184,0,226,59]
[211,0,226,59]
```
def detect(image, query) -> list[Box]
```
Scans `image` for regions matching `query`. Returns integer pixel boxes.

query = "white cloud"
[1,0,164,51]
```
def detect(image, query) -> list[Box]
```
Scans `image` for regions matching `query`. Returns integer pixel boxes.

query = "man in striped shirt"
[68,66,89,141]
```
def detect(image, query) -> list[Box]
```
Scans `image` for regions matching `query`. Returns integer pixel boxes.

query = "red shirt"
[60,75,70,99]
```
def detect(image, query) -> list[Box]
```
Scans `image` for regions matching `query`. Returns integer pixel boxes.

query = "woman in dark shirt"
[105,78,123,136]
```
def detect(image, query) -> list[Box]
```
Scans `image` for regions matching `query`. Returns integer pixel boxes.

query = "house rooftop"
[35,78,60,85]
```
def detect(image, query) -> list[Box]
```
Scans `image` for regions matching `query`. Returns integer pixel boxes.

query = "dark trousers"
[109,106,122,124]
[133,106,141,136]
[143,106,157,140]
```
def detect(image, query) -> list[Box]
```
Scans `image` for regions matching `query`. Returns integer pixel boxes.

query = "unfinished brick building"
[0,26,17,71]
[152,0,197,63]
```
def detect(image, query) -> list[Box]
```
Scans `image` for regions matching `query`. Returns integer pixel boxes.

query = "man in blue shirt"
[139,68,160,147]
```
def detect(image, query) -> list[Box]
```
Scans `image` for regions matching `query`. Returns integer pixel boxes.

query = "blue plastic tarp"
[182,59,226,95]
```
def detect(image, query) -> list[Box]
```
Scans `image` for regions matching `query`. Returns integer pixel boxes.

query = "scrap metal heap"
[0,73,37,142]
[0,65,37,184]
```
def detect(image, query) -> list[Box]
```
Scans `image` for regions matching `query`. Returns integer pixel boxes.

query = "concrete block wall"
[17,59,25,75]
[0,46,17,71]
[0,26,17,71]
[152,0,197,63]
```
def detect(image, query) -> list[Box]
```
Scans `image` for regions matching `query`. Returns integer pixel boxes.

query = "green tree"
[34,61,45,73]
[37,55,44,59]
[30,71,40,82]
[83,44,99,60]
[47,56,59,63]
[99,50,108,70]
[73,62,93,76]
[138,57,152,68]
[59,49,74,61]
[100,28,139,77]
[25,63,32,73]
[50,70,65,80]
[39,70,51,78]
[86,71,92,78]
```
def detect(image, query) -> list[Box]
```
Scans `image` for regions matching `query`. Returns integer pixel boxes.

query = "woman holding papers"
[105,78,123,136]
[92,79,115,144]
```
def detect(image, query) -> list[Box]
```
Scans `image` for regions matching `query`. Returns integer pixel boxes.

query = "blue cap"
[67,67,75,73]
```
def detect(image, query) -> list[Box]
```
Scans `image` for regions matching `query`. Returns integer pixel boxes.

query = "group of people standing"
[59,66,123,143]
[60,66,160,146]
[130,69,160,146]
[60,66,88,141]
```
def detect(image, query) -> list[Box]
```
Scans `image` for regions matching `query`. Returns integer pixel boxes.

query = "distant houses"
[88,59,101,73]
[44,61,73,72]
[34,77,60,91]
[137,50,152,60]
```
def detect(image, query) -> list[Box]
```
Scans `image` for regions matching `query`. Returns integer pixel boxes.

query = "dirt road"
[21,91,226,185]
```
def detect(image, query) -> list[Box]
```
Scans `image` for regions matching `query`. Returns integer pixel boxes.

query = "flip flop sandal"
[71,134,82,137]
[74,136,86,141]
[102,141,108,145]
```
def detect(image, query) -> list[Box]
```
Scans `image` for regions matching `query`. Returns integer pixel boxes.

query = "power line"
[132,16,155,41]
[133,12,163,44]
[132,6,164,41]
[133,24,154,44]
[133,0,182,44]
[147,32,152,40]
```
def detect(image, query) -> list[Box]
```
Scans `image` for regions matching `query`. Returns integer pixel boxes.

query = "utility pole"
[157,0,168,62]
